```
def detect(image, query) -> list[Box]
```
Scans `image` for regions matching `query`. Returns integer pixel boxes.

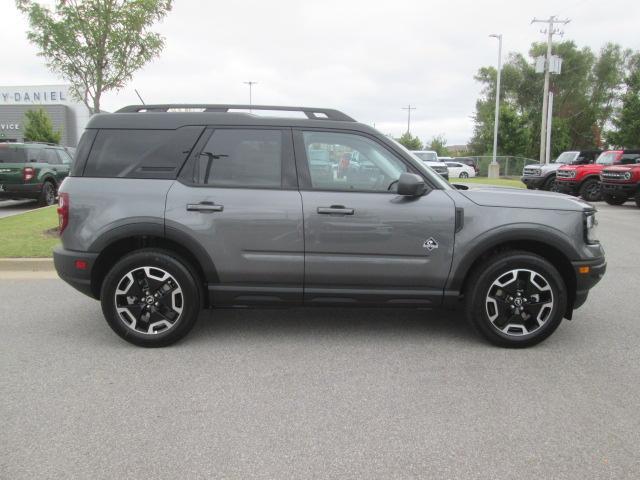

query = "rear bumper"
[555,180,580,196]
[53,246,99,299]
[521,175,545,188]
[0,182,42,200]
[601,182,637,197]
[572,257,606,310]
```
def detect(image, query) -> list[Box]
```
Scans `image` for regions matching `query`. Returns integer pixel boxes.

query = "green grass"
[0,206,60,257]
[454,177,526,189]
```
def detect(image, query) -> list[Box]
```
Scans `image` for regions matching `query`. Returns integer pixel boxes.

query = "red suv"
[600,151,640,207]
[556,150,624,201]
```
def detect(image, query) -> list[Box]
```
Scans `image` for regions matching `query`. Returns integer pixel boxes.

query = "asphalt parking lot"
[1,202,639,479]
[0,199,38,218]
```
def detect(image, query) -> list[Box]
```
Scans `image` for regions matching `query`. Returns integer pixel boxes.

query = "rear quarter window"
[83,127,204,179]
[0,146,25,163]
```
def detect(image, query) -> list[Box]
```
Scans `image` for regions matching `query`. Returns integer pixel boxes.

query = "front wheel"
[544,176,558,192]
[100,249,201,347]
[39,181,56,206]
[603,193,627,206]
[465,251,567,348]
[579,178,601,202]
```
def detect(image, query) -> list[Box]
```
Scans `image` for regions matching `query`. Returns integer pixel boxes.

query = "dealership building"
[0,85,91,147]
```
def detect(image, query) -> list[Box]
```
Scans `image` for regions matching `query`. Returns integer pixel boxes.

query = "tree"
[17,0,172,114]
[23,108,62,144]
[427,134,449,156]
[608,53,640,148]
[470,41,634,160]
[396,132,423,150]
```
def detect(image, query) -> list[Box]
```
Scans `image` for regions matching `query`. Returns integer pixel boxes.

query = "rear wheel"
[579,178,601,202]
[603,193,627,206]
[465,251,567,348]
[100,249,201,347]
[459,172,469,178]
[39,181,56,206]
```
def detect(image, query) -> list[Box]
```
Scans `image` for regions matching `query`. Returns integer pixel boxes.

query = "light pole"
[488,33,502,179]
[401,104,416,134]
[243,81,257,112]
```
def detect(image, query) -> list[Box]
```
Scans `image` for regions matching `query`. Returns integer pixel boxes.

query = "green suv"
[0,142,73,206]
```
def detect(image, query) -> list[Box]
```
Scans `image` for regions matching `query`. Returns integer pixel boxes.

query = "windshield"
[413,151,438,162]
[554,151,579,164]
[596,151,620,165]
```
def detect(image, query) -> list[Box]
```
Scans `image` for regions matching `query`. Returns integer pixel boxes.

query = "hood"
[603,165,638,172]
[459,187,592,211]
[524,162,561,173]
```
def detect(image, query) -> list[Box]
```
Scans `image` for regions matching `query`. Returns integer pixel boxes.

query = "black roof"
[88,104,370,131]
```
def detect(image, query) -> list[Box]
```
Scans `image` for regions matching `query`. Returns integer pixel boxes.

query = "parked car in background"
[521,150,601,192]
[556,150,627,202]
[453,157,479,174]
[410,150,449,180]
[600,151,640,207]
[445,161,476,178]
[0,141,73,206]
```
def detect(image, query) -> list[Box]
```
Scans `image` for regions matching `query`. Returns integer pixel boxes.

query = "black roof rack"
[115,104,356,122]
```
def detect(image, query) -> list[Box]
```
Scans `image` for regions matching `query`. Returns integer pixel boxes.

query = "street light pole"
[243,81,257,112]
[488,34,502,179]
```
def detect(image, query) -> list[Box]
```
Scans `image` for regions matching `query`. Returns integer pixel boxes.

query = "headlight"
[624,171,632,180]
[584,211,598,244]
[567,170,576,178]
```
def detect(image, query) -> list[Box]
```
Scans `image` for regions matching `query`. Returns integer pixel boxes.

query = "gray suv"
[53,105,606,348]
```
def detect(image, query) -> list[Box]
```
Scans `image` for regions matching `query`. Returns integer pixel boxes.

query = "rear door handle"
[187,202,224,212]
[317,205,354,215]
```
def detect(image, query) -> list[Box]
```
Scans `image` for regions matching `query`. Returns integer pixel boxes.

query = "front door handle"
[187,202,224,212]
[317,205,354,215]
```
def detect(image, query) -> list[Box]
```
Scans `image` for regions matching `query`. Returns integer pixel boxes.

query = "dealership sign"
[0,88,68,104]
[1,123,19,130]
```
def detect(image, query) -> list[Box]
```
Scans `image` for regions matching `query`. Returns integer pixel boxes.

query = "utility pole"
[243,81,257,112]
[531,16,570,164]
[401,104,416,134]
[488,33,502,179]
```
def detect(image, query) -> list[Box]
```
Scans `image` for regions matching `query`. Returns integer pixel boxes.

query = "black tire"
[602,193,627,206]
[579,178,601,202]
[635,193,640,208]
[459,172,469,178]
[465,251,567,348]
[39,181,56,206]
[100,249,201,347]
[543,175,558,192]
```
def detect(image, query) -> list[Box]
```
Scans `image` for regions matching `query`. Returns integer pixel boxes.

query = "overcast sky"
[3,0,639,144]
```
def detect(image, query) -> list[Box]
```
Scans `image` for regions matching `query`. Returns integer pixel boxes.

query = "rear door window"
[43,149,60,165]
[193,129,284,188]
[84,127,204,178]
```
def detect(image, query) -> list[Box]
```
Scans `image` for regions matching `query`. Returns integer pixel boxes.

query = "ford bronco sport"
[556,150,629,201]
[0,141,73,205]
[600,152,640,207]
[53,105,606,348]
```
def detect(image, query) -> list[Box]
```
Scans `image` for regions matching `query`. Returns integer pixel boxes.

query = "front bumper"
[521,175,545,188]
[53,246,99,299]
[555,180,580,196]
[601,182,638,197]
[571,257,606,310]
[0,182,42,200]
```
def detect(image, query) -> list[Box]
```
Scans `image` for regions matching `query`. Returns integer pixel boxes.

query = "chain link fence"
[454,156,539,177]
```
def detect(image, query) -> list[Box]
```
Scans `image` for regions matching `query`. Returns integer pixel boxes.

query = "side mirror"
[397,172,426,196]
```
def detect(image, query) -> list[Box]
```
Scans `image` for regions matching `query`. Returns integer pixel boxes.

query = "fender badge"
[423,237,439,251]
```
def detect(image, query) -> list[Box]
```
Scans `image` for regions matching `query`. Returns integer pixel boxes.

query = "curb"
[0,258,55,272]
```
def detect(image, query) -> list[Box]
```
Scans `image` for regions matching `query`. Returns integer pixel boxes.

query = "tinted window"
[25,147,43,163]
[194,129,283,188]
[0,146,25,163]
[56,150,73,165]
[84,127,203,178]
[303,131,407,192]
[621,153,640,165]
[43,149,60,164]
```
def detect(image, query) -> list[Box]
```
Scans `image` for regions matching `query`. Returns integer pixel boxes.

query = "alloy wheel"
[114,266,184,334]
[485,269,554,337]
